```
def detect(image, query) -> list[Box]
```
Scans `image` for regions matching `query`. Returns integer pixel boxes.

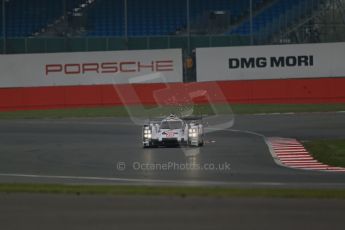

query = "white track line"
[266,137,345,173]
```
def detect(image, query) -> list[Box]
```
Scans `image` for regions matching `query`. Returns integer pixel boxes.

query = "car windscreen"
[161,121,183,129]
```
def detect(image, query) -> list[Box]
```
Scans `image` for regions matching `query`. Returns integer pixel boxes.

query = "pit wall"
[1,43,345,111]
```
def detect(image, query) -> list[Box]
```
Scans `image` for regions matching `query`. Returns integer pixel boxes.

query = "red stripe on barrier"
[1,77,345,111]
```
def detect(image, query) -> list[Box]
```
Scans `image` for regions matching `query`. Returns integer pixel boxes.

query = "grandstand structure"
[1,0,345,54]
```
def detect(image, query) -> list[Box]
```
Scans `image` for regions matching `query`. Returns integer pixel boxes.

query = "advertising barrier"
[1,44,345,111]
[196,42,345,81]
[0,49,183,87]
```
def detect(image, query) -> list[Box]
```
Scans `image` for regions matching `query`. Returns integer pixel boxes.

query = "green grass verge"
[232,103,345,114]
[1,183,345,199]
[0,103,345,119]
[303,139,345,168]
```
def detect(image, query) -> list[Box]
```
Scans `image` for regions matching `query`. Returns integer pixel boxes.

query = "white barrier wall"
[0,49,183,87]
[196,42,345,82]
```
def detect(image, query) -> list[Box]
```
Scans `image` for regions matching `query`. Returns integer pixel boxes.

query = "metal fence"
[0,35,250,54]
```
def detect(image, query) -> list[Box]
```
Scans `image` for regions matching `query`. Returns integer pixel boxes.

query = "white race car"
[142,114,204,147]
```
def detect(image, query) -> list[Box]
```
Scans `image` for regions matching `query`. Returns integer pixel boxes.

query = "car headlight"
[144,129,151,134]
[189,128,198,138]
[144,133,152,139]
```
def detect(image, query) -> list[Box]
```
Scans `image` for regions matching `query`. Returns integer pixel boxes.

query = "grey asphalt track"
[1,193,345,230]
[0,112,345,187]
